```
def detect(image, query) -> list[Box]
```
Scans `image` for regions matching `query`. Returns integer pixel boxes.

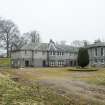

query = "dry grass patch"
[73,68,105,85]
[1,67,105,104]
[68,67,98,71]
[0,67,71,80]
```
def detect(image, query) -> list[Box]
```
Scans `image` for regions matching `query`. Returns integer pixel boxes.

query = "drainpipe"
[47,51,49,67]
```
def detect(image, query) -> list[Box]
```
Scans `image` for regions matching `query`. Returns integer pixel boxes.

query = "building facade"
[11,38,105,68]
[11,40,78,68]
[87,41,105,67]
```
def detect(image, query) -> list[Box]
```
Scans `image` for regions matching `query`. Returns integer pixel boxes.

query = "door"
[43,60,46,67]
[70,61,73,66]
[25,61,29,67]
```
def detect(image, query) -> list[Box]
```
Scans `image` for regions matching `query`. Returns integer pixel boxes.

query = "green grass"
[0,58,11,67]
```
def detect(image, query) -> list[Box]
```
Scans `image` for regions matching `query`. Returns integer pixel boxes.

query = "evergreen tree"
[77,48,89,67]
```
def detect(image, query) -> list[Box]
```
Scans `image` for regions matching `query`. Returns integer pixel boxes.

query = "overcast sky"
[0,0,105,43]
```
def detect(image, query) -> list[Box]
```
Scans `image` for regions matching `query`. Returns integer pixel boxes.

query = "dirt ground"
[39,75,105,104]
[1,67,105,104]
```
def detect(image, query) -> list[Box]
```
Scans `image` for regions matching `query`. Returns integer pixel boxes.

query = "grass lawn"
[0,67,105,105]
[0,58,11,67]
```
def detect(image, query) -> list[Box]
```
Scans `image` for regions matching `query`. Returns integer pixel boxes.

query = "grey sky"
[0,0,105,43]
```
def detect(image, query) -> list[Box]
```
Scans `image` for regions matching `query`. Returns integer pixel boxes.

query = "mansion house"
[11,35,105,68]
[11,39,78,68]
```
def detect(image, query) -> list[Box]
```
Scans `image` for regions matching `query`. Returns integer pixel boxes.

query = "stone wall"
[11,50,78,68]
[88,47,105,67]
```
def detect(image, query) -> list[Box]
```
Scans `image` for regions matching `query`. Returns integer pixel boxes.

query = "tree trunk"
[7,33,9,58]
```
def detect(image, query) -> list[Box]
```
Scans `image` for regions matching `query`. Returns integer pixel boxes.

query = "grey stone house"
[11,40,78,68]
[11,36,105,68]
[87,40,105,67]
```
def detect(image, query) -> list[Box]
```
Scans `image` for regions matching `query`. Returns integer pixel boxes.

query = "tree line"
[0,18,95,68]
[0,18,40,57]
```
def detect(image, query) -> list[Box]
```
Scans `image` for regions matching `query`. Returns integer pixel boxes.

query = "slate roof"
[55,44,78,52]
[87,42,105,48]
[21,42,78,53]
[21,43,49,51]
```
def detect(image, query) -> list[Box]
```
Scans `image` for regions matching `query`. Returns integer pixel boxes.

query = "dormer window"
[48,39,57,51]
[50,51,55,56]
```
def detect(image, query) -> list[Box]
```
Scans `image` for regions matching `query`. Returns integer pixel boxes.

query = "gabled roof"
[20,40,79,52]
[55,44,78,52]
[21,43,49,51]
[20,40,78,52]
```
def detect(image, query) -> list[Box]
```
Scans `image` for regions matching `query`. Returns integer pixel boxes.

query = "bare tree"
[23,30,41,43]
[60,40,66,45]
[11,35,27,50]
[71,40,84,47]
[83,40,90,47]
[0,18,20,57]
[71,40,90,47]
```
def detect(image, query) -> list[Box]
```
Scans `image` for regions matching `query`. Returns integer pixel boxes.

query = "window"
[58,61,64,66]
[50,61,55,66]
[62,52,64,56]
[101,59,104,63]
[25,50,27,54]
[90,49,92,57]
[53,51,55,55]
[50,51,55,56]
[57,52,64,56]
[70,53,74,56]
[101,48,104,56]
[95,48,97,56]
[42,51,46,55]
[69,53,71,56]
